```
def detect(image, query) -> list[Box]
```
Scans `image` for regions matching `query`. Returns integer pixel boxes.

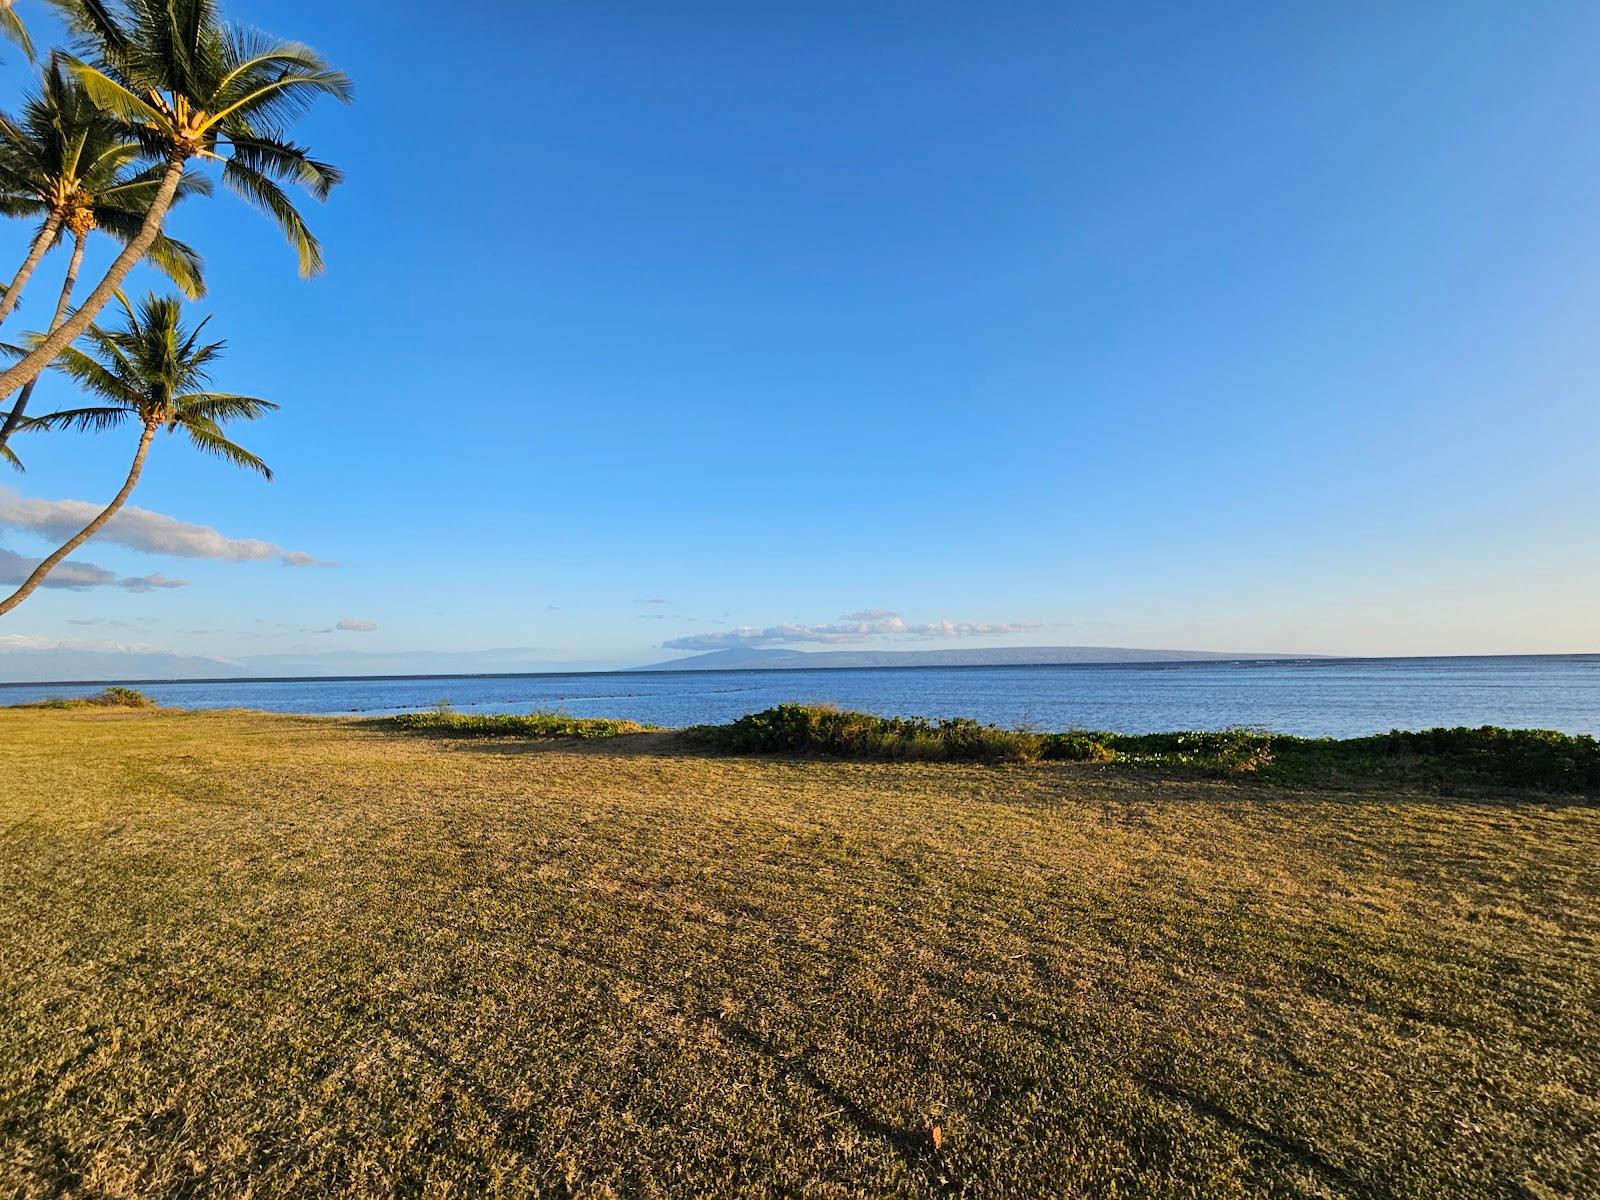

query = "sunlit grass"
[2,706,1596,1197]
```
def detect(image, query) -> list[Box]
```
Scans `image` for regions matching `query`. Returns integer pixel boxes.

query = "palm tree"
[0,0,349,399]
[0,57,206,327]
[0,3,42,312]
[0,58,210,457]
[0,291,274,616]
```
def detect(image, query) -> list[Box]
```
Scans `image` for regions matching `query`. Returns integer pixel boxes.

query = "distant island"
[0,643,1321,686]
[637,645,1315,672]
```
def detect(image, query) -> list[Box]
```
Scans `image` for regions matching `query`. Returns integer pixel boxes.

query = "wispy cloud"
[662,610,1042,652]
[0,488,333,567]
[335,618,377,632]
[0,547,188,593]
[120,573,187,593]
[280,551,339,568]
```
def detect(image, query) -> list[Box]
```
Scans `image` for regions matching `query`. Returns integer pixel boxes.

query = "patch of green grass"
[1,706,1597,1197]
[381,709,655,740]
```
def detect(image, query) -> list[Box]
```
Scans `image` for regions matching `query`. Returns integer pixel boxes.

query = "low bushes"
[684,706,1600,792]
[1301,726,1600,792]
[1092,728,1277,775]
[14,686,157,710]
[686,705,1257,769]
[687,704,1045,763]
[382,711,653,740]
[376,702,1597,792]
[93,686,157,708]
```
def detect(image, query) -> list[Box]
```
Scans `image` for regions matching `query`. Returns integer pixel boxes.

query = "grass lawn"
[2,707,1597,1198]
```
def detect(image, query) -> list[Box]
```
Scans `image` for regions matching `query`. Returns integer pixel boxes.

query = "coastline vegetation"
[16,682,153,707]
[13,691,1597,793]
[383,709,658,740]
[682,703,1600,793]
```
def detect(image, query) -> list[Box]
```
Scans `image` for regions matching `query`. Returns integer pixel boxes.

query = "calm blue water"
[2,656,1598,738]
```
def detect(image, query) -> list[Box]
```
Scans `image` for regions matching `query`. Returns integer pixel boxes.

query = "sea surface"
[3,655,1598,738]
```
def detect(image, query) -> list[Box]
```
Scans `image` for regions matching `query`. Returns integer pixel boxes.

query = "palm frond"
[92,209,207,296]
[26,403,132,432]
[0,5,35,64]
[96,162,213,206]
[1,439,21,471]
[175,390,276,423]
[0,195,48,219]
[174,311,213,360]
[221,157,323,275]
[221,130,341,201]
[180,415,271,479]
[214,33,337,98]
[51,343,139,402]
[143,230,206,298]
[66,60,170,131]
[203,67,352,134]
[43,1,131,59]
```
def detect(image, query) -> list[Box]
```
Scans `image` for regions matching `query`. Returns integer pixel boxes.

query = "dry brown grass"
[2,706,1597,1198]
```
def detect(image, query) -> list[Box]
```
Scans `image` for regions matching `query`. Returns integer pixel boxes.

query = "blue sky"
[2,0,1599,676]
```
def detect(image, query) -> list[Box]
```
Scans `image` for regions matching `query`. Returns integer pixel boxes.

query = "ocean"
[3,654,1597,738]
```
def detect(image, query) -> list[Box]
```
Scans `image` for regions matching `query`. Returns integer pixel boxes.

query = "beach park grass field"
[2,705,1597,1198]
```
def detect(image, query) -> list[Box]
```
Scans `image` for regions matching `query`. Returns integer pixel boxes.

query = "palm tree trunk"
[0,230,85,456]
[0,418,157,617]
[0,157,186,399]
[0,212,63,330]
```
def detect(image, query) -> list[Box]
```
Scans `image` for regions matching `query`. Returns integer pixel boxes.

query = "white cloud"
[662,610,1042,651]
[335,618,377,632]
[0,547,189,593]
[0,488,331,567]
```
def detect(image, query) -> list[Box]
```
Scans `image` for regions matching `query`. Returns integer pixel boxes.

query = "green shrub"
[382,711,653,740]
[1326,726,1600,792]
[1106,725,1599,791]
[1039,732,1116,763]
[685,711,1596,792]
[18,686,158,710]
[92,686,157,708]
[686,704,1044,763]
[1096,728,1276,775]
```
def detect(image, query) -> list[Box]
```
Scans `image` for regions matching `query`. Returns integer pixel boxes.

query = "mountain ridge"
[636,645,1317,672]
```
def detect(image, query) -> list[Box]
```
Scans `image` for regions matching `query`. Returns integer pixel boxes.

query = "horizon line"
[2,649,1598,690]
